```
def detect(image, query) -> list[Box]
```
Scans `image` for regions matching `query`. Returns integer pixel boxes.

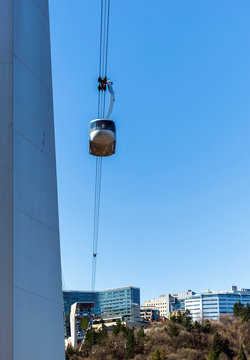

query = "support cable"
[104,0,111,78]
[98,0,104,119]
[98,0,104,78]
[79,2,112,350]
[91,157,102,291]
[102,0,107,78]
[103,0,111,117]
[79,0,114,351]
[91,0,111,293]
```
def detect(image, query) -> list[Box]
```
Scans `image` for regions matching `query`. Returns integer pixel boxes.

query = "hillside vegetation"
[66,308,250,360]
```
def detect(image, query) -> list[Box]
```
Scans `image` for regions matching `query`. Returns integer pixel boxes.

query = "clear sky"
[49,0,250,302]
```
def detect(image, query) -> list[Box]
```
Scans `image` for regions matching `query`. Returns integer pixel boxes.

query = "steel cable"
[91,0,111,292]
[103,0,111,117]
[104,0,110,78]
[91,157,102,291]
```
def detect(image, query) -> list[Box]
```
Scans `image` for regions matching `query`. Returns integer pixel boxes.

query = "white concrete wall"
[0,0,65,359]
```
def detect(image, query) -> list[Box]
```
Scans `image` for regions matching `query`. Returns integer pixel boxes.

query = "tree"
[152,348,166,360]
[183,310,193,331]
[238,345,247,360]
[137,327,145,338]
[234,302,244,317]
[233,302,250,323]
[208,333,223,360]
[170,314,177,323]
[208,333,233,360]
[242,303,250,323]
[152,348,161,360]
[113,320,126,336]
[194,320,202,331]
[96,327,107,344]
[203,319,211,333]
[177,311,184,324]
[168,322,179,338]
[85,327,97,346]
[126,329,136,359]
[221,338,234,359]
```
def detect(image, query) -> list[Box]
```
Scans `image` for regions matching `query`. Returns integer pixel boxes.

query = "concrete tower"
[0,0,65,359]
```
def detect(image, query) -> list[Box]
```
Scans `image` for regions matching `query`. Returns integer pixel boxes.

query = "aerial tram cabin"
[89,119,116,157]
[89,80,116,157]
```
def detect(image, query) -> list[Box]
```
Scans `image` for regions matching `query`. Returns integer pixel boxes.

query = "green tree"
[203,319,211,333]
[183,310,193,331]
[238,345,247,360]
[208,333,233,360]
[113,320,126,336]
[126,329,136,359]
[194,320,202,331]
[233,301,244,317]
[168,322,179,338]
[176,311,184,324]
[85,327,97,346]
[137,327,145,338]
[170,310,193,329]
[96,327,107,344]
[152,348,161,360]
[242,303,250,323]
[170,314,177,323]
[221,338,234,359]
[233,302,250,323]
[208,333,223,360]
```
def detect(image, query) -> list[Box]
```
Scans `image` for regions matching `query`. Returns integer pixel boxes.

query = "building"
[185,286,250,322]
[63,287,140,338]
[144,295,170,317]
[144,290,195,318]
[70,302,95,348]
[170,290,195,313]
[140,306,160,322]
[63,291,95,338]
[95,287,140,322]
[0,1,65,359]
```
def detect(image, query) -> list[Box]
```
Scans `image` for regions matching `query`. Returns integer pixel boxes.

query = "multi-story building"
[185,286,250,322]
[63,287,140,338]
[170,290,195,313]
[95,287,140,322]
[70,302,95,347]
[63,291,95,338]
[140,306,160,322]
[144,295,170,317]
[144,290,195,318]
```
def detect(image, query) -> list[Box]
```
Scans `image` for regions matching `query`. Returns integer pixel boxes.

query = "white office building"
[185,286,250,322]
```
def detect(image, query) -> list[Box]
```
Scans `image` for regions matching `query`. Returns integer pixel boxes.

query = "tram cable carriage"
[89,81,116,157]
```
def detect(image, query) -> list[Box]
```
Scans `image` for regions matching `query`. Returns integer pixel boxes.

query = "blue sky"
[49,0,250,302]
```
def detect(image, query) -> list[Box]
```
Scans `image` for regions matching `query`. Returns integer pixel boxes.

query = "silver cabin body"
[89,119,116,157]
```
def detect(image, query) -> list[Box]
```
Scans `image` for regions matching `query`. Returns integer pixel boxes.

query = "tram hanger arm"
[105,80,115,120]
